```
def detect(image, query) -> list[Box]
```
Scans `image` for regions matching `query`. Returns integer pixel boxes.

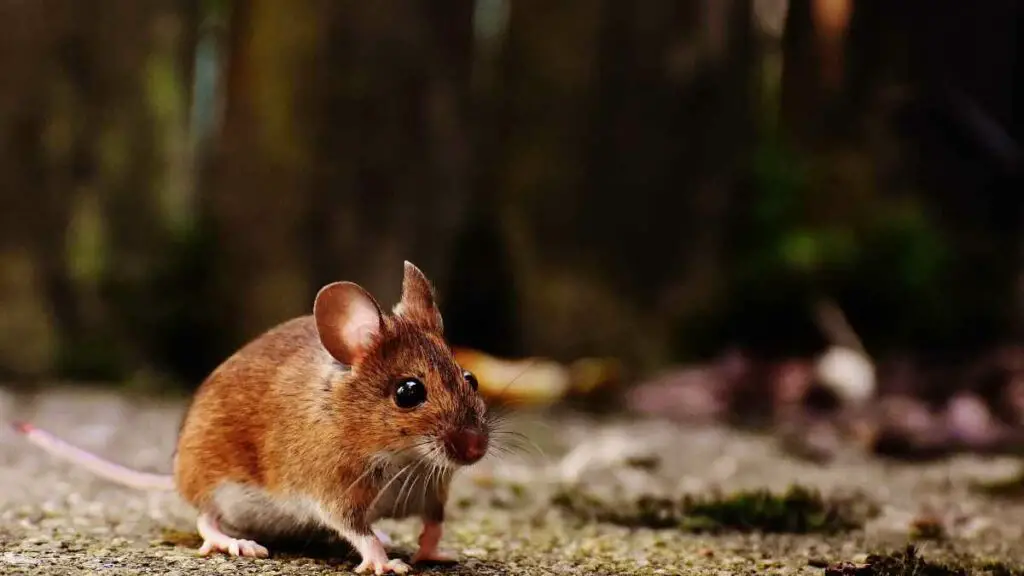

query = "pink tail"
[12,421,176,491]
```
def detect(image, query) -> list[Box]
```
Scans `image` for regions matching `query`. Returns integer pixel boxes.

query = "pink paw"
[195,512,268,559]
[412,547,457,564]
[354,557,411,574]
[197,537,269,558]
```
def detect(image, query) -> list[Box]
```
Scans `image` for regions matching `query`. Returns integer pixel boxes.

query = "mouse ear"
[314,281,385,365]
[393,261,443,333]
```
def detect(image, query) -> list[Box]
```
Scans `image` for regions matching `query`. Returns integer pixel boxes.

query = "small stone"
[909,513,946,540]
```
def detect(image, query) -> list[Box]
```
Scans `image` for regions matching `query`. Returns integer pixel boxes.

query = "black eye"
[394,378,427,409]
[463,370,478,391]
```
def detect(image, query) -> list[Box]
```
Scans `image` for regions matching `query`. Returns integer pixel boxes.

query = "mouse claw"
[197,537,269,559]
[241,541,270,558]
[195,512,269,559]
[354,558,411,575]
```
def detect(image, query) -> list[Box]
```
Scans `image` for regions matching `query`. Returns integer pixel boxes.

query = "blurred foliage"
[0,0,1019,387]
[732,132,953,352]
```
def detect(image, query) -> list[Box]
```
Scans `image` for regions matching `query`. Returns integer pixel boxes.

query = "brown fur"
[173,262,488,542]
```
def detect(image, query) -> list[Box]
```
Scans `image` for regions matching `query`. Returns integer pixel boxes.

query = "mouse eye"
[394,378,427,409]
[463,370,478,391]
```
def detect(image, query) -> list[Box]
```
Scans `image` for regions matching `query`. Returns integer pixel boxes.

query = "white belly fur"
[212,482,328,540]
[210,471,444,542]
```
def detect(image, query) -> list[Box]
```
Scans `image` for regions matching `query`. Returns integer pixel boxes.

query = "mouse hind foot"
[196,512,269,559]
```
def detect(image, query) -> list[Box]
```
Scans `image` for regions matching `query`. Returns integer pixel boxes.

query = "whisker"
[496,357,540,398]
[369,461,416,512]
[480,357,546,418]
[484,437,546,468]
[365,437,434,508]
[489,410,555,434]
[491,444,533,460]
[388,465,420,516]
[490,431,546,459]
[484,409,555,447]
[424,448,444,508]
[396,458,428,516]
[491,438,531,452]
[341,463,382,499]
[485,441,526,461]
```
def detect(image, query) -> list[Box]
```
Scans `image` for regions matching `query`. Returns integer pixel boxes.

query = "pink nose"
[444,429,488,464]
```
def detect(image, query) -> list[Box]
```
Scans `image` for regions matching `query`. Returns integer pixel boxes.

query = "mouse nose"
[443,428,488,464]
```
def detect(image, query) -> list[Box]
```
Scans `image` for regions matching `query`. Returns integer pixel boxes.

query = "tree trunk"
[486,0,755,370]
[0,0,197,381]
[209,0,476,352]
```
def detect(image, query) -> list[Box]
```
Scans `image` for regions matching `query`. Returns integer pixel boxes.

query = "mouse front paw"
[411,520,456,564]
[412,547,457,564]
[354,557,411,575]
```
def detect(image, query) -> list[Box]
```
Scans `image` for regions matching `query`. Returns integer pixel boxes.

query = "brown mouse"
[13,261,490,575]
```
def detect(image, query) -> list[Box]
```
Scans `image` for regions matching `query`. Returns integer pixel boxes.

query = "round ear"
[314,281,385,365]
[393,260,443,333]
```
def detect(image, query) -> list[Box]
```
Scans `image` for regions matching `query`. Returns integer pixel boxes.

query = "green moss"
[824,545,1024,576]
[552,485,873,534]
[509,482,528,498]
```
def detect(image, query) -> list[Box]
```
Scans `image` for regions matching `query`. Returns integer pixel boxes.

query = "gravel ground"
[3,385,1024,575]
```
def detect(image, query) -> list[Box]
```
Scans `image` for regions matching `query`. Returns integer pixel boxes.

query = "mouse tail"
[12,421,176,491]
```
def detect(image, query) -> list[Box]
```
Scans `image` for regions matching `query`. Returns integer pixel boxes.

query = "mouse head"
[314,261,489,468]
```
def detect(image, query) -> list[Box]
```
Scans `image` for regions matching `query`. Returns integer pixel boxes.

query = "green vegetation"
[552,485,874,534]
[971,469,1024,498]
[824,545,1024,576]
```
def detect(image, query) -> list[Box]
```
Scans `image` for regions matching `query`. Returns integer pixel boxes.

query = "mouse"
[13,261,491,575]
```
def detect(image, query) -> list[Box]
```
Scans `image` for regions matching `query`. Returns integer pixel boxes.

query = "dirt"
[2,385,1024,575]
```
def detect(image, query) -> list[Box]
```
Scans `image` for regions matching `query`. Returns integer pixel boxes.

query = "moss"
[552,485,873,534]
[623,455,661,471]
[972,470,1024,498]
[824,545,1024,576]
[489,481,532,509]
[508,482,528,499]
[154,528,202,549]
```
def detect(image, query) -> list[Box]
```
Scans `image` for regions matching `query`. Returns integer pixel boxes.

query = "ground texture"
[3,386,1024,575]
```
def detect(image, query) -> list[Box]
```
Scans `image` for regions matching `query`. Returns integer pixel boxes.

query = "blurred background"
[0,0,1020,427]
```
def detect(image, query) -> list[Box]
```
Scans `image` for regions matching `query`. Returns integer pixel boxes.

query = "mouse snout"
[442,428,488,465]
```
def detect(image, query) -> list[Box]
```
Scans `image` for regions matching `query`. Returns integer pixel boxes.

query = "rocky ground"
[3,385,1024,575]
